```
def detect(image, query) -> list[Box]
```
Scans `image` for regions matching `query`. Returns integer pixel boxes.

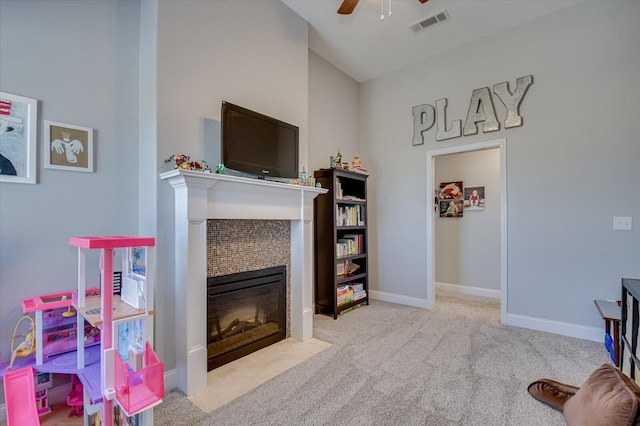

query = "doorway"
[426,139,507,323]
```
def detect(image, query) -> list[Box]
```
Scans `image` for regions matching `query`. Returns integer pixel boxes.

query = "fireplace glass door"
[207,265,286,370]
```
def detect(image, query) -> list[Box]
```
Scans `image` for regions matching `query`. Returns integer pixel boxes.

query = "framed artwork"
[0,92,38,184]
[439,199,463,217]
[45,120,94,172]
[130,247,147,277]
[438,181,463,200]
[464,186,485,210]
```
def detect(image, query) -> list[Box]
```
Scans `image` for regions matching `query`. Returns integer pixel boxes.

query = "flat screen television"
[221,101,299,179]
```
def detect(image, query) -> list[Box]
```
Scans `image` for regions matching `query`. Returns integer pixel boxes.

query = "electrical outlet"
[613,216,632,231]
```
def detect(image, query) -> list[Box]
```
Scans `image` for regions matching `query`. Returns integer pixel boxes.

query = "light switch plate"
[613,216,632,231]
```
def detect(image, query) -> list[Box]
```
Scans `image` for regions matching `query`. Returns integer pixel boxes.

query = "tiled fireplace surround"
[207,219,292,337]
[161,169,326,395]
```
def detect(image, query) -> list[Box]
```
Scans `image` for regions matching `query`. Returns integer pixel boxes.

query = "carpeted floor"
[155,292,611,425]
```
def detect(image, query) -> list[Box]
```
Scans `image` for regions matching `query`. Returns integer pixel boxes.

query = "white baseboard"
[370,288,602,343]
[436,282,501,299]
[369,290,429,309]
[507,313,603,342]
[164,368,177,393]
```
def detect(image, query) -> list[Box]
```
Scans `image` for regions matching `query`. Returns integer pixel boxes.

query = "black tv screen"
[221,101,299,179]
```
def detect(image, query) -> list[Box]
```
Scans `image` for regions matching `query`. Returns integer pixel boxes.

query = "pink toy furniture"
[69,236,159,426]
[67,374,84,417]
[3,366,40,426]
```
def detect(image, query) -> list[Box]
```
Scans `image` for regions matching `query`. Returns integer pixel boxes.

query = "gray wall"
[0,0,140,402]
[434,149,501,293]
[0,0,310,406]
[2,0,640,411]
[152,0,309,372]
[361,1,640,331]
[308,51,360,173]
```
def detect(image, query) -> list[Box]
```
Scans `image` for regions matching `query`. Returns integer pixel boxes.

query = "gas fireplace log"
[207,322,279,359]
[217,318,240,339]
[222,320,261,338]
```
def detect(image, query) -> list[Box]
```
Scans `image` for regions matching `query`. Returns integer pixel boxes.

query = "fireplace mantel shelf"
[161,168,327,395]
[161,169,327,220]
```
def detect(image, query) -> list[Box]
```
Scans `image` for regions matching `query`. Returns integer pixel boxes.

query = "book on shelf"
[353,290,367,301]
[336,205,365,227]
[337,284,350,296]
[341,195,366,202]
[336,260,360,277]
[342,234,364,255]
[335,178,343,199]
[349,283,364,293]
[337,234,364,257]
[337,290,354,305]
[340,303,363,315]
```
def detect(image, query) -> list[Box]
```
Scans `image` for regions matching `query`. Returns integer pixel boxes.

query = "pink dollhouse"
[1,236,163,426]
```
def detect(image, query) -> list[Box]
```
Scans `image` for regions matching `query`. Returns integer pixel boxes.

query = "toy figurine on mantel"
[164,154,211,172]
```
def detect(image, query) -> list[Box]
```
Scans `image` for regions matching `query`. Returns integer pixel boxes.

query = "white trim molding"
[160,170,326,396]
[426,139,507,323]
[507,313,602,342]
[436,282,501,300]
[369,290,429,309]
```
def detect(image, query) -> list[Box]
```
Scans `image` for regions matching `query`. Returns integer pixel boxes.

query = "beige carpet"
[188,337,331,413]
[155,292,612,425]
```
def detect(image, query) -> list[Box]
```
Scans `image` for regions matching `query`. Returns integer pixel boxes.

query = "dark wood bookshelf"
[314,168,369,319]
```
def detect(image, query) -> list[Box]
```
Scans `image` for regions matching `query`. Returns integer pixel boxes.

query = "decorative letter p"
[412,104,435,146]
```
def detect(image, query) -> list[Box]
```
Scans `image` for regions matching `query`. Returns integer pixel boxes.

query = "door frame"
[426,139,507,324]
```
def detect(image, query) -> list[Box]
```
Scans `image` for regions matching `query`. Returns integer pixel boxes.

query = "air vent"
[409,10,450,35]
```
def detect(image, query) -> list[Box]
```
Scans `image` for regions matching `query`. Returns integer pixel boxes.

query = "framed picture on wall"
[45,120,94,172]
[438,181,463,200]
[464,186,485,210]
[439,199,463,217]
[0,92,38,184]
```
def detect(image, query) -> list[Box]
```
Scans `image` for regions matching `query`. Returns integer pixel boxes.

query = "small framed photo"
[439,199,463,217]
[129,247,147,277]
[45,120,94,172]
[438,181,463,200]
[0,92,38,184]
[464,186,485,210]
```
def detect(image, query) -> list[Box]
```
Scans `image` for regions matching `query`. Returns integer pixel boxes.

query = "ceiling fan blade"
[338,0,359,15]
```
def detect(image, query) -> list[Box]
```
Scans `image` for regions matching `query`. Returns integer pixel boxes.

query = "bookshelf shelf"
[337,253,367,261]
[337,225,366,231]
[337,272,367,285]
[314,168,369,319]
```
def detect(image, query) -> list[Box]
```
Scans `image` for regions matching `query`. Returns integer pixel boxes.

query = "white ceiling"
[281,0,582,83]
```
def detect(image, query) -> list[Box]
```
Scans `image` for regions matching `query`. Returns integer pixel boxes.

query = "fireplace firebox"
[207,265,286,370]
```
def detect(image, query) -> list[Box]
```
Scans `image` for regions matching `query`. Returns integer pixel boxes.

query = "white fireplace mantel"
[160,169,327,395]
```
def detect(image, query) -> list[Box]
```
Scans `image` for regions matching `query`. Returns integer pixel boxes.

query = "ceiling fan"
[338,0,429,15]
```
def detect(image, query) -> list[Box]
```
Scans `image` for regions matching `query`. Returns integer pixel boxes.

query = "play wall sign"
[412,75,532,145]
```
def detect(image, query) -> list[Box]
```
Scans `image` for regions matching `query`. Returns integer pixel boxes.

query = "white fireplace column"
[161,170,326,395]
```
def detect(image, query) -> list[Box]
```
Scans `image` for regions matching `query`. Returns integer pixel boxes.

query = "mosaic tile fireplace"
[161,169,326,395]
[207,219,291,369]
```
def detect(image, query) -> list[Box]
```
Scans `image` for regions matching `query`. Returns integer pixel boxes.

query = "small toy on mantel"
[164,154,211,172]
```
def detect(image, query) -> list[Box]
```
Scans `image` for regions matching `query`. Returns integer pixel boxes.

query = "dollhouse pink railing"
[114,341,164,416]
